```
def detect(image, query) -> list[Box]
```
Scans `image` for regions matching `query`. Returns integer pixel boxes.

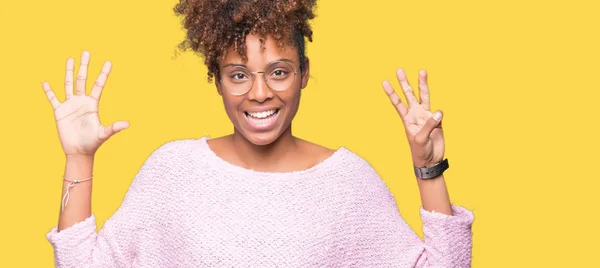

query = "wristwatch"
[414,158,449,179]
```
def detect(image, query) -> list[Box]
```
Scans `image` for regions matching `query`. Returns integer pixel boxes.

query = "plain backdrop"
[0,0,598,266]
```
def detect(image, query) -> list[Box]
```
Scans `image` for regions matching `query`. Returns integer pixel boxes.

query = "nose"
[246,73,273,103]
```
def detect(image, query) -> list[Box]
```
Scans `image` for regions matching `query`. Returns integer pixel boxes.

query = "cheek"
[284,90,302,119]
[222,97,241,122]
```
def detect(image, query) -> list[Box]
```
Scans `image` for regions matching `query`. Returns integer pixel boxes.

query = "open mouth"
[243,109,281,129]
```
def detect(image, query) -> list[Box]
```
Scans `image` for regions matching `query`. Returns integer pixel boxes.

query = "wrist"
[65,154,94,161]
[413,158,449,179]
[413,158,443,168]
[64,154,94,181]
[417,173,444,181]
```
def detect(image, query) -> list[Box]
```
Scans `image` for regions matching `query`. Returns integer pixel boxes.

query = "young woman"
[45,0,474,267]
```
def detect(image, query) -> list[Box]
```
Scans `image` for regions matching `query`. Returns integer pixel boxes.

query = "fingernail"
[433,111,442,121]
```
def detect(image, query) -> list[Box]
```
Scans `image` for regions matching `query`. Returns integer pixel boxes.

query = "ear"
[300,57,310,89]
[215,77,223,96]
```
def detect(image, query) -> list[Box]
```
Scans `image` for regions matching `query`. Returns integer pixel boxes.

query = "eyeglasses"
[219,60,298,96]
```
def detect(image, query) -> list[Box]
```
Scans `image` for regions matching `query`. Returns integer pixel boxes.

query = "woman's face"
[216,34,309,146]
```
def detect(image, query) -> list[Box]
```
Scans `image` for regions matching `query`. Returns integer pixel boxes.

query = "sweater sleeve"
[340,156,474,268]
[46,141,177,268]
[413,204,474,267]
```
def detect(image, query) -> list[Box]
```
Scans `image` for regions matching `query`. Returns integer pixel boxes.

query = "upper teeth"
[247,109,277,119]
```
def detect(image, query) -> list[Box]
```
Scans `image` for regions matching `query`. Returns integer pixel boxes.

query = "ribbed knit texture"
[47,136,474,267]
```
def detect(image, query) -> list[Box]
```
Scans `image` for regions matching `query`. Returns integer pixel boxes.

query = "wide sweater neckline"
[198,136,348,180]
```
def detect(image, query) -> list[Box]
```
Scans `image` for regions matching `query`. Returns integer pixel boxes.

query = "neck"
[230,125,298,171]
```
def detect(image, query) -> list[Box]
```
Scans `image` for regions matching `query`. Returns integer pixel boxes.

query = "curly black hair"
[174,0,317,83]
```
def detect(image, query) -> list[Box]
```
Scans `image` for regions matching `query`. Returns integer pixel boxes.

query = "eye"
[230,73,248,80]
[271,69,289,78]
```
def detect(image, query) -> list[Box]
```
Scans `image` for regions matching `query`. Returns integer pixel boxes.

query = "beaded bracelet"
[62,176,93,212]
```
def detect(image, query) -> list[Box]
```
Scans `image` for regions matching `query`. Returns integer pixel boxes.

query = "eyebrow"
[221,58,296,69]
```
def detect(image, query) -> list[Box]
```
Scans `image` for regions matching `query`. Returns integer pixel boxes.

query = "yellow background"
[1,0,598,267]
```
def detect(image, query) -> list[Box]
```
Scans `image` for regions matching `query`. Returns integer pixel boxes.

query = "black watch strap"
[414,158,449,179]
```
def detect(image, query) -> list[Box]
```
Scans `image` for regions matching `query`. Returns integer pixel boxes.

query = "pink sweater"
[47,137,474,267]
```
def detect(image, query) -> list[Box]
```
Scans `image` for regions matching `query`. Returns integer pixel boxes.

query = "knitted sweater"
[46,137,474,267]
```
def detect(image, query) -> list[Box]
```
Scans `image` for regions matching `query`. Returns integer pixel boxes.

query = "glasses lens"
[221,66,252,95]
[220,61,297,95]
[265,61,295,91]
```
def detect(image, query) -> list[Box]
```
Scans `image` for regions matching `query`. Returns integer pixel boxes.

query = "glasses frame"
[219,60,299,96]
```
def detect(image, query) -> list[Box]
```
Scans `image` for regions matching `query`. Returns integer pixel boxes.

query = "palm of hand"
[403,105,434,136]
[382,69,445,168]
[54,95,103,155]
[42,51,129,156]
[402,103,444,168]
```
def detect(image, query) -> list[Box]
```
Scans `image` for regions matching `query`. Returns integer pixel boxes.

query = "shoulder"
[135,137,207,179]
[335,149,401,210]
[124,137,211,200]
[147,137,207,160]
[292,137,375,174]
[331,147,394,195]
[153,138,199,153]
[295,138,338,168]
[331,146,379,176]
[298,141,386,188]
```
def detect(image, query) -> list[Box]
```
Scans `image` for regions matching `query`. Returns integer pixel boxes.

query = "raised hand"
[42,51,129,157]
[382,68,445,168]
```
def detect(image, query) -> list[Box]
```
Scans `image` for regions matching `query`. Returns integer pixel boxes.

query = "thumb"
[414,110,442,145]
[98,121,130,140]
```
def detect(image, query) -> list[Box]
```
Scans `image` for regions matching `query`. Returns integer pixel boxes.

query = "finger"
[382,80,408,118]
[414,110,442,145]
[64,58,75,99]
[42,82,61,110]
[90,61,112,101]
[76,51,91,95]
[98,121,130,140]
[396,68,419,107]
[418,70,431,111]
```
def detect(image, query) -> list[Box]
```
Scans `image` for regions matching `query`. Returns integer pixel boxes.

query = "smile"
[246,109,278,119]
[243,109,281,130]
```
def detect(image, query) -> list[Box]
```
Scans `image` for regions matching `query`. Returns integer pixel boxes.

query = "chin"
[243,132,281,146]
